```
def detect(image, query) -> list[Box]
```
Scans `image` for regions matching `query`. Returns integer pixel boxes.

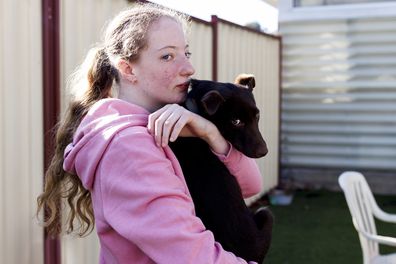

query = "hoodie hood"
[63,98,150,190]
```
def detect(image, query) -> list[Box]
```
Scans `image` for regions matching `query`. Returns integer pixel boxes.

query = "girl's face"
[131,17,195,111]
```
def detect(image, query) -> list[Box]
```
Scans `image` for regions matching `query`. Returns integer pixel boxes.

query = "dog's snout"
[260,146,268,157]
[254,144,268,158]
[243,142,267,158]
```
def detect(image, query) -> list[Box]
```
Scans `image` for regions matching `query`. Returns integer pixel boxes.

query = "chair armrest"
[373,206,396,224]
[359,230,396,247]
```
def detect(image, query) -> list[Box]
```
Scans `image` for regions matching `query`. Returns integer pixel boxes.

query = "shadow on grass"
[257,190,396,264]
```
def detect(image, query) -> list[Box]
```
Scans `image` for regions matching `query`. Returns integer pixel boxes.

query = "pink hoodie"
[64,98,263,264]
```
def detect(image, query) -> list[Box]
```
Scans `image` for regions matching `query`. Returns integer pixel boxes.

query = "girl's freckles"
[163,71,174,80]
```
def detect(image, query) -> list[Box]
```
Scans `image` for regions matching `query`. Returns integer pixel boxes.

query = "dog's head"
[185,74,268,158]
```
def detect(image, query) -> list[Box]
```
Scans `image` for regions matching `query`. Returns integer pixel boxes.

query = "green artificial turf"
[262,190,396,264]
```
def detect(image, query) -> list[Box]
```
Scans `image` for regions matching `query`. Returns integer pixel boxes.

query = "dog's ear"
[201,90,225,115]
[234,74,255,91]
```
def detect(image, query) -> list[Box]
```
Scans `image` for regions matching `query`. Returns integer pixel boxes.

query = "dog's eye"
[231,119,244,127]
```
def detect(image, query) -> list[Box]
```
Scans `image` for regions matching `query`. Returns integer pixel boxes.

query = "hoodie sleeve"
[212,143,263,198]
[99,128,256,264]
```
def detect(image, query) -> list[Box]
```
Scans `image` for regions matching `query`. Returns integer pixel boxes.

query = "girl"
[37,3,263,263]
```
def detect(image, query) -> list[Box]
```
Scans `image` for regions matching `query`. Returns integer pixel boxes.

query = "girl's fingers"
[170,114,189,142]
[148,103,217,147]
[149,104,187,147]
[160,111,182,146]
[148,104,171,134]
[154,109,174,147]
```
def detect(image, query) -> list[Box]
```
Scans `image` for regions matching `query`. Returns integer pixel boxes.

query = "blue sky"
[150,0,279,32]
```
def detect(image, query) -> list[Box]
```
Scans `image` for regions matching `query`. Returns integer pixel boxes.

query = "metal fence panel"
[189,19,213,80]
[0,0,44,263]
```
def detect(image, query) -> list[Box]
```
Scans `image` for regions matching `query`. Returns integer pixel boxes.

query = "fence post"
[211,15,218,81]
[42,0,61,263]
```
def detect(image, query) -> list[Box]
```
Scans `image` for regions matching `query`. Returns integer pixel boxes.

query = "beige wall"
[0,0,44,263]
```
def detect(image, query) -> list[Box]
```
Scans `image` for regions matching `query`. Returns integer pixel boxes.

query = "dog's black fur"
[169,75,273,263]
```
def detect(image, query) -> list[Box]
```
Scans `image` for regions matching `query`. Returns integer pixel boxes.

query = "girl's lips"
[176,81,190,91]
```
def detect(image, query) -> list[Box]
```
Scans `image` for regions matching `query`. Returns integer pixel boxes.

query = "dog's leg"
[254,207,273,229]
[253,207,274,263]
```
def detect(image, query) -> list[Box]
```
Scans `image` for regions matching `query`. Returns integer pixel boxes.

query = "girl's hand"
[147,104,230,155]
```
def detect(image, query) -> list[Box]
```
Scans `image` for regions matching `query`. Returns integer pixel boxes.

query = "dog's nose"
[247,144,267,158]
[255,144,268,158]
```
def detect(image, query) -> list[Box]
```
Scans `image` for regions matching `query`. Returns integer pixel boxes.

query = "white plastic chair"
[338,171,396,264]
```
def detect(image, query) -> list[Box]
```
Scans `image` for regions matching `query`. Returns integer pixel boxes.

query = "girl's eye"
[161,54,173,61]
[185,51,192,59]
[231,119,244,127]
[256,113,260,121]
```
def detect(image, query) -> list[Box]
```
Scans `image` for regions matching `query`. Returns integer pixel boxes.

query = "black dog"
[169,74,273,263]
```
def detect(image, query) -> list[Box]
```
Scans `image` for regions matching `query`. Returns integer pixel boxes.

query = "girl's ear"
[117,59,137,83]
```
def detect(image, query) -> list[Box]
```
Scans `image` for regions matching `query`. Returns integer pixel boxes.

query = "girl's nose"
[181,58,195,77]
